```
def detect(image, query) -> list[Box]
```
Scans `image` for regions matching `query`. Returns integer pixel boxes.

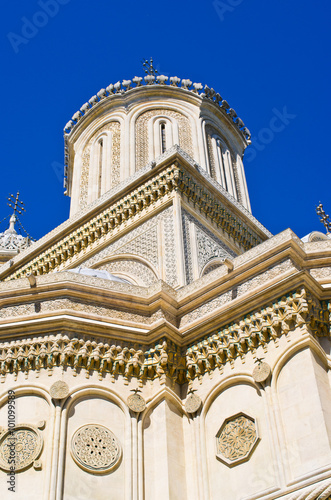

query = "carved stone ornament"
[216,413,259,467]
[50,381,69,399]
[127,394,146,413]
[185,393,202,414]
[0,424,43,472]
[252,362,271,383]
[71,424,122,474]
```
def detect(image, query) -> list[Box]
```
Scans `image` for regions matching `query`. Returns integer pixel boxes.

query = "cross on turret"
[316,203,331,234]
[7,191,25,216]
[142,57,158,76]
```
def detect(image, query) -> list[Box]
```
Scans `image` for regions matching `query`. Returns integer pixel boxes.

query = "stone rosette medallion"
[71,424,121,474]
[127,393,146,413]
[50,381,69,399]
[252,362,271,383]
[185,393,202,414]
[0,424,43,472]
[216,413,260,467]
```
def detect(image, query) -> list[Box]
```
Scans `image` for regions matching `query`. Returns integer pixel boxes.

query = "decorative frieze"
[185,288,330,382]
[0,288,329,384]
[0,335,186,384]
[6,161,263,282]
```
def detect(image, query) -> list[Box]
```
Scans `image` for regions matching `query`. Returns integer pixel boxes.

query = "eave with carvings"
[0,228,330,385]
[0,147,270,283]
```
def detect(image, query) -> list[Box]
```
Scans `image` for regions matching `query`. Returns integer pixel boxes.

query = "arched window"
[97,138,104,198]
[88,131,112,204]
[150,117,179,159]
[210,134,237,199]
[216,139,228,191]
[160,122,166,153]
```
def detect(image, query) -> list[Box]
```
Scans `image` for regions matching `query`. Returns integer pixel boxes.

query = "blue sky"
[0,0,330,240]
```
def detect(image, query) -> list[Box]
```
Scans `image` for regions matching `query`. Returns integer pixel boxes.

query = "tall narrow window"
[216,139,228,190]
[160,123,166,153]
[98,138,103,197]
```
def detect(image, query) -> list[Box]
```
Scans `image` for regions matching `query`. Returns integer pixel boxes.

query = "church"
[0,63,330,500]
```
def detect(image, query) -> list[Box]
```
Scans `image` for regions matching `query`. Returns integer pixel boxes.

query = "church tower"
[0,64,331,500]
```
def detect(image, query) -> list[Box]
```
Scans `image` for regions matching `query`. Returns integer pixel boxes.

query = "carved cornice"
[0,335,186,385]
[4,158,266,282]
[0,287,328,384]
[185,287,330,382]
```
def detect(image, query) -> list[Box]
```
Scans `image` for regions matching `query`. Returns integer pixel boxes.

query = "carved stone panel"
[127,394,146,413]
[71,424,122,474]
[216,413,259,467]
[50,380,69,399]
[0,424,43,472]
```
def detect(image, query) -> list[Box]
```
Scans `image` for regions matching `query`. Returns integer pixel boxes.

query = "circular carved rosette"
[185,393,202,414]
[71,424,122,474]
[127,394,146,413]
[0,424,43,472]
[50,381,69,400]
[252,362,271,383]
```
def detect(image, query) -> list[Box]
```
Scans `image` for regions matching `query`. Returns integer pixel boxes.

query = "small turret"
[0,192,33,263]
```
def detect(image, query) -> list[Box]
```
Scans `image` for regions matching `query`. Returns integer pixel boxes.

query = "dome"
[63,74,252,217]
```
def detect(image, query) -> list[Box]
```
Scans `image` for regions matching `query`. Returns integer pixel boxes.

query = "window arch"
[160,122,167,153]
[150,116,179,159]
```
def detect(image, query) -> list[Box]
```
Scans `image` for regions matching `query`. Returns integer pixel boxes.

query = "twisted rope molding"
[288,479,331,500]
[0,288,328,384]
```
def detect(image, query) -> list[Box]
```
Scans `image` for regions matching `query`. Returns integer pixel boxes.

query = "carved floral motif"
[71,424,121,473]
[0,425,43,472]
[216,414,258,465]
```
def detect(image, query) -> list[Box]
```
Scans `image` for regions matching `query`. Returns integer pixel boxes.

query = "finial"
[7,191,25,216]
[142,57,159,76]
[316,203,331,234]
[2,192,35,241]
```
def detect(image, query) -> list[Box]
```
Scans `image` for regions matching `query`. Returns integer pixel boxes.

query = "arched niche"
[142,394,187,500]
[62,390,129,500]
[203,380,276,499]
[94,254,159,286]
[0,388,51,500]
[275,347,331,482]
